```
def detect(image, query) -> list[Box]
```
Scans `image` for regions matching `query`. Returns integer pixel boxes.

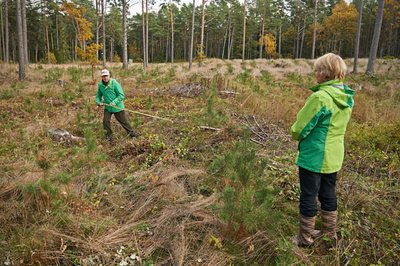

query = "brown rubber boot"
[311,228,321,238]
[292,215,317,247]
[321,210,338,246]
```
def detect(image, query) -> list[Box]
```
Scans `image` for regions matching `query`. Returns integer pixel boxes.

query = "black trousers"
[299,167,337,217]
[103,109,134,137]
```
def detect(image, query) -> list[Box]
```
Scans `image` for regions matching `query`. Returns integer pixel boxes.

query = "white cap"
[101,69,110,76]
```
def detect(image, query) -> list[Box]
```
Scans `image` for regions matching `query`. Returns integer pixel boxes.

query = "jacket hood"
[309,79,354,109]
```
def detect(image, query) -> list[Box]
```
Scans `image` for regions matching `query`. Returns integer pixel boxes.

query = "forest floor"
[0,58,399,265]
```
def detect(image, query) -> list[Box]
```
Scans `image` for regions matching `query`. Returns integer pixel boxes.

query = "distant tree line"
[0,0,398,66]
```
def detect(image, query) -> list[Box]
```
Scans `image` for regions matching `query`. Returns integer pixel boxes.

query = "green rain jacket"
[96,78,125,113]
[291,79,355,174]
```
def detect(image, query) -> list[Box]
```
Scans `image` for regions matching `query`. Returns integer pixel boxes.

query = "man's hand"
[109,102,115,106]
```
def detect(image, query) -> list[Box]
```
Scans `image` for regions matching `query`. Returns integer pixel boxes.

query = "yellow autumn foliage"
[382,0,400,39]
[262,33,277,58]
[77,43,102,64]
[61,1,93,44]
[322,1,358,43]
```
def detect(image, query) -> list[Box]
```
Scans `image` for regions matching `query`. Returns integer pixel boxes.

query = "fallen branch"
[133,231,143,266]
[199,126,222,131]
[250,138,266,148]
[344,248,356,266]
[103,103,173,122]
[219,90,240,95]
[240,94,252,107]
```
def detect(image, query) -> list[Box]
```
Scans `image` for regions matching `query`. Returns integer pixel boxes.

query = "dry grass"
[0,58,399,265]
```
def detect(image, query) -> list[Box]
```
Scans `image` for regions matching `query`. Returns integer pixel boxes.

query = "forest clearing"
[1,0,400,264]
[0,58,399,265]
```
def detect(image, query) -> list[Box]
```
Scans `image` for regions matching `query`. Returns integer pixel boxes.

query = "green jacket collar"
[309,79,342,92]
[309,79,354,109]
[99,78,113,88]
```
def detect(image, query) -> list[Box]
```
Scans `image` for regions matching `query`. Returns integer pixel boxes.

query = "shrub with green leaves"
[261,70,274,84]
[209,138,274,235]
[68,67,83,83]
[43,67,63,83]
[0,88,16,99]
[236,69,252,84]
[226,63,234,75]
[84,127,97,153]
[204,79,225,126]
[161,66,176,83]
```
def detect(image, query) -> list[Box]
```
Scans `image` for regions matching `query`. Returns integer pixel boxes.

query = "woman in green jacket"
[291,53,355,247]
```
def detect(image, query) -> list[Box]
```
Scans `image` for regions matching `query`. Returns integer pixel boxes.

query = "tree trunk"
[295,21,301,58]
[151,34,153,62]
[122,0,128,69]
[259,18,264,59]
[242,0,246,62]
[146,0,149,66]
[311,0,318,59]
[166,33,170,62]
[247,35,251,58]
[11,35,14,61]
[278,24,282,56]
[189,0,195,69]
[205,31,208,57]
[55,10,59,51]
[299,15,306,58]
[51,29,54,52]
[170,1,174,63]
[102,0,106,66]
[142,0,146,68]
[1,2,4,61]
[22,0,28,63]
[110,38,114,62]
[5,0,9,62]
[292,31,296,58]
[96,0,100,60]
[227,20,232,60]
[183,37,186,60]
[353,0,363,73]
[75,36,78,62]
[200,0,205,56]
[16,0,25,80]
[35,42,38,62]
[221,21,228,59]
[229,26,234,59]
[366,0,384,75]
[46,23,50,63]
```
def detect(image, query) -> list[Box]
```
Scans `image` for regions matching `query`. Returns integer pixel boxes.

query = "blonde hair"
[314,53,347,80]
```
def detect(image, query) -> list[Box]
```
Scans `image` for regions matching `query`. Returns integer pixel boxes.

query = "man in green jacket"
[291,53,355,247]
[96,69,138,142]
